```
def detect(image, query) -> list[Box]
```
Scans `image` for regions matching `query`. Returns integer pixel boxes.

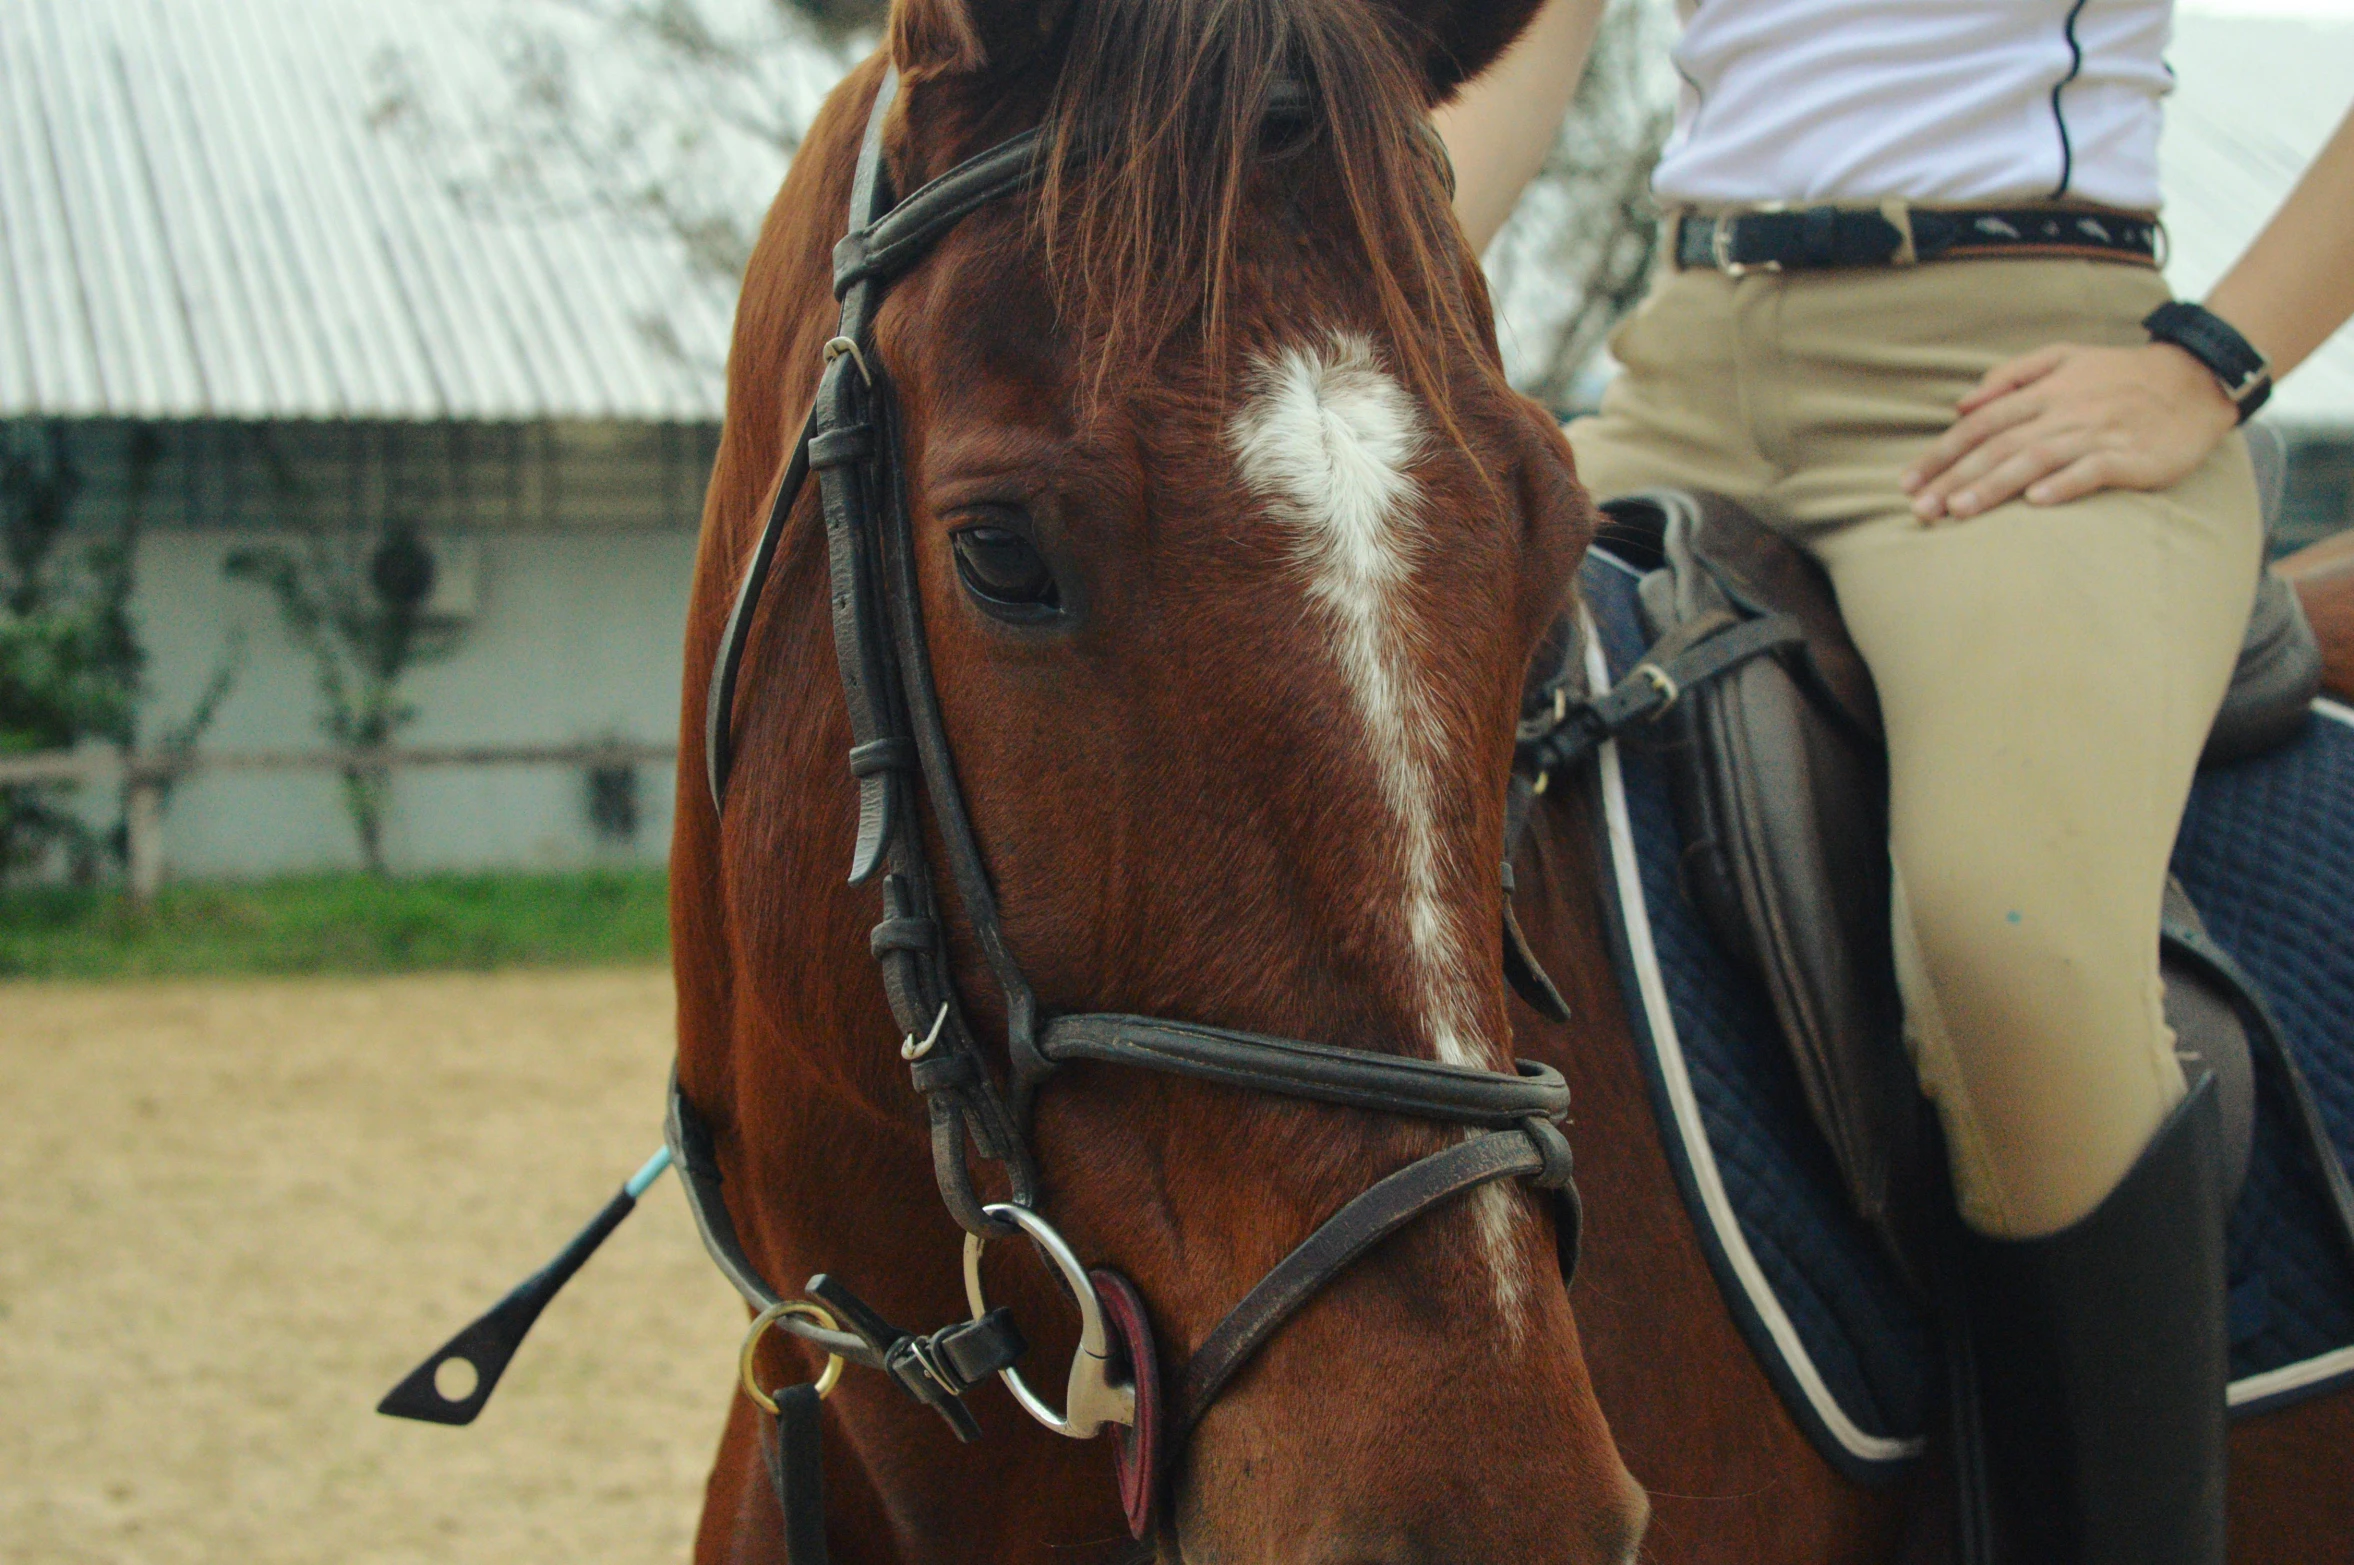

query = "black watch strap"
[2143,300,2272,422]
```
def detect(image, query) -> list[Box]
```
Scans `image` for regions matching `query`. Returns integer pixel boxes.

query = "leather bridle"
[685,66,1582,1542]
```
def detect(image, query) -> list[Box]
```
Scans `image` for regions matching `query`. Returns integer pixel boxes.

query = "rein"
[695,67,1579,1542]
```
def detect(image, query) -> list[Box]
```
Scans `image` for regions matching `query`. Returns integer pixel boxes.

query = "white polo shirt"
[1651,0,2174,212]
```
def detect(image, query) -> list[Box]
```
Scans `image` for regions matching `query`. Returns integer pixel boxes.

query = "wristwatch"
[2142,301,2272,423]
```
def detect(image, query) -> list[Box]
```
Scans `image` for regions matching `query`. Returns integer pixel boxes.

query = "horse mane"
[1027,0,1484,411]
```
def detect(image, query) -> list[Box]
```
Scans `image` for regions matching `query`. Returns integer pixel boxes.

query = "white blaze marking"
[1228,332,1526,1316]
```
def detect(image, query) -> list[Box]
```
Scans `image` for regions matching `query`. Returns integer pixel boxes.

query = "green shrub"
[0,867,669,980]
[1,425,139,879]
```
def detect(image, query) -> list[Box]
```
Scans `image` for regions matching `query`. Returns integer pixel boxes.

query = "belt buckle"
[1711,209,1782,278]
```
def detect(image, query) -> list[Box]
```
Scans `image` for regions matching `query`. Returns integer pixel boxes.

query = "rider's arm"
[1431,0,1610,253]
[2208,101,2354,382]
[1904,100,2354,521]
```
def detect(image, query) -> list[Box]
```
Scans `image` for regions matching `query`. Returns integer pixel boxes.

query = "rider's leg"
[1575,262,2255,1226]
[1572,253,2259,1561]
[1562,267,1776,508]
[1812,462,2256,1237]
[1773,258,2261,1239]
[1780,260,2258,1564]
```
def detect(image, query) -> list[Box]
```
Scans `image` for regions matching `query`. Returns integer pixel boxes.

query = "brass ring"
[739,1300,846,1414]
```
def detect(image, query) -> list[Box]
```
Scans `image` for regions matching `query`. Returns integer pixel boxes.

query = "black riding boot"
[1960,1073,2229,1565]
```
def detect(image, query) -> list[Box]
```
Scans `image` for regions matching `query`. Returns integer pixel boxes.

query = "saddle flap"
[1672,492,1883,743]
[1599,483,2319,1253]
[1610,491,1926,1251]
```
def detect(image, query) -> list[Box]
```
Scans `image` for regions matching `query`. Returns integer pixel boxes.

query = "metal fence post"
[126,774,165,906]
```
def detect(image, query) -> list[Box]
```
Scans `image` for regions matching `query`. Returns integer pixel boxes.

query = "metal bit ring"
[963,1202,1136,1439]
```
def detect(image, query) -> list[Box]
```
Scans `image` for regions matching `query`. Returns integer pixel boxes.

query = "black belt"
[1673,205,2160,275]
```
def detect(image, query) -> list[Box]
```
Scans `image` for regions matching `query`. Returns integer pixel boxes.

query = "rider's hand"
[1899,342,2239,522]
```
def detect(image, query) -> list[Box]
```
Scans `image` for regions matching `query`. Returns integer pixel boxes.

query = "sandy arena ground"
[0,970,746,1564]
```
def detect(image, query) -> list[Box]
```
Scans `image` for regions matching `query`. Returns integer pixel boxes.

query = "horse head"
[677,2,1643,1558]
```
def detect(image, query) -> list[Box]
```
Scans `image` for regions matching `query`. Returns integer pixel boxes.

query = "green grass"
[0,868,670,980]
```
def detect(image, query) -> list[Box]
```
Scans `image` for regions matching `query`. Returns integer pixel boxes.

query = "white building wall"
[129,527,699,878]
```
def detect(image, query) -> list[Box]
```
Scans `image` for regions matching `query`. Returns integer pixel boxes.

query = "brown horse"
[671,1,2354,1560]
[675,1,1639,1559]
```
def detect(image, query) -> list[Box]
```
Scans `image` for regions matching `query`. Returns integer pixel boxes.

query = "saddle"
[1522,482,2325,1269]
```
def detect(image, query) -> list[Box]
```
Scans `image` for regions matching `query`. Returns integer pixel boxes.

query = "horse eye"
[950,525,1060,617]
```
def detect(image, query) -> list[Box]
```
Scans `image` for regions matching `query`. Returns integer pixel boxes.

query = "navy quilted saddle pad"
[1580,547,2354,1482]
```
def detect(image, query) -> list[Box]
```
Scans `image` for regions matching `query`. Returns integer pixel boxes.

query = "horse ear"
[1375,0,1554,104]
[889,0,1075,77]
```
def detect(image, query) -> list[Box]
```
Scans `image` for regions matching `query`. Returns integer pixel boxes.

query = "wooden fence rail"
[0,741,678,903]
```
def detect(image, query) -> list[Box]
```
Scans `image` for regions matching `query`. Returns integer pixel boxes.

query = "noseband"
[690,67,1580,1542]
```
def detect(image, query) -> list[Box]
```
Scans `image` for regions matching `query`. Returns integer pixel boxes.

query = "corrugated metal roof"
[2162,12,2354,428]
[6,3,2350,427]
[0,0,786,422]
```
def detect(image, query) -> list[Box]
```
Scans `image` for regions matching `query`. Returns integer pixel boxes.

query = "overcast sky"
[2180,0,2354,15]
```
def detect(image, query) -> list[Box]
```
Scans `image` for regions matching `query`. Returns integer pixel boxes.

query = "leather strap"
[760,1382,831,1565]
[1677,207,1907,271]
[805,1271,1025,1444]
[1039,1014,1570,1127]
[782,70,1042,1233]
[835,131,1046,297]
[1501,859,1572,1024]
[667,1075,784,1313]
[1176,1125,1572,1431]
[2160,920,2354,1267]
[1674,204,2160,274]
[814,72,911,889]
[2144,300,2273,422]
[666,1083,883,1364]
[705,416,814,807]
[872,385,1049,1141]
[831,81,1323,300]
[1518,610,1806,785]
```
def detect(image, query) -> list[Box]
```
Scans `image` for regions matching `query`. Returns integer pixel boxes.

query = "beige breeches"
[1568,257,2262,1238]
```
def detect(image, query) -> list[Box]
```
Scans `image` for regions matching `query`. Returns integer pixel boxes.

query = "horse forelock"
[1029,0,1484,415]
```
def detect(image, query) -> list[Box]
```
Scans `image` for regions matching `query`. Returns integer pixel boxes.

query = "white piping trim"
[1586,609,1928,1466]
[2230,1342,2354,1408]
[2221,694,2354,1410]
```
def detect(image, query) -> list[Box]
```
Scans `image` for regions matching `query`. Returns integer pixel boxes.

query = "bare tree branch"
[1484,0,1677,412]
[371,0,1670,403]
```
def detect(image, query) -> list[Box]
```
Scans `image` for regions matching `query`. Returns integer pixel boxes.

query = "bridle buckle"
[1634,662,1682,717]
[822,334,873,386]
